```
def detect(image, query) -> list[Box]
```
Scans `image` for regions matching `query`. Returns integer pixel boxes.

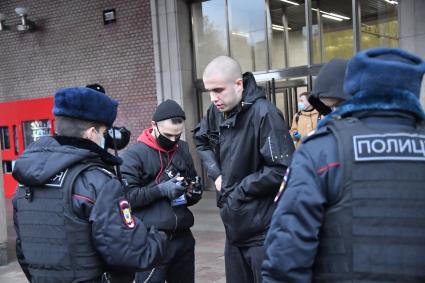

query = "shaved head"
[202,56,244,113]
[203,56,242,83]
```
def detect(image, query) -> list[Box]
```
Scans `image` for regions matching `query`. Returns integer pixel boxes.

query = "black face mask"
[155,126,180,151]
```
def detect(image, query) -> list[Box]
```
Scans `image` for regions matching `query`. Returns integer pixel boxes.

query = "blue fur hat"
[53,87,118,127]
[344,48,425,98]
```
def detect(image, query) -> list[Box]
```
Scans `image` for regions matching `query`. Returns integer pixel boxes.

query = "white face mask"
[93,128,106,149]
[99,136,105,149]
[298,102,306,111]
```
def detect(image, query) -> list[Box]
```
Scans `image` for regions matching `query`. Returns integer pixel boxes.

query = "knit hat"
[311,59,351,102]
[344,48,425,98]
[53,87,118,127]
[152,99,186,122]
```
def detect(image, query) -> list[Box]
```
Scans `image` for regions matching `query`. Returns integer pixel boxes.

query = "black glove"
[157,177,186,200]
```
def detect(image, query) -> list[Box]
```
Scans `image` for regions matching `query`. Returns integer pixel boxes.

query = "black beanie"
[152,99,186,122]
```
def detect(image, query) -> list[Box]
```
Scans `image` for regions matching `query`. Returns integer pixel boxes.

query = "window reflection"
[312,0,353,63]
[360,0,398,49]
[228,0,267,72]
[0,126,10,150]
[268,0,308,68]
[192,0,228,78]
[23,120,51,148]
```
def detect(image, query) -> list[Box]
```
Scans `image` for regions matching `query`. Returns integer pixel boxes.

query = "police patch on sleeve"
[274,168,291,202]
[353,133,425,161]
[118,199,135,229]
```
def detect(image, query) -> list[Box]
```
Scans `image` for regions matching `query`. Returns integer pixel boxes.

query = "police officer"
[120,99,202,283]
[12,87,167,283]
[262,48,425,282]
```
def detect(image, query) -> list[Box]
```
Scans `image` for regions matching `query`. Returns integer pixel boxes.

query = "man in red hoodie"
[121,99,202,283]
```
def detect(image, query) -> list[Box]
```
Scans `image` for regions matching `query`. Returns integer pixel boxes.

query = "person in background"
[290,92,322,147]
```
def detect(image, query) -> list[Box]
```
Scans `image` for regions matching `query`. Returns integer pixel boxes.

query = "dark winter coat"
[263,94,425,283]
[193,72,294,246]
[12,136,167,282]
[120,128,201,233]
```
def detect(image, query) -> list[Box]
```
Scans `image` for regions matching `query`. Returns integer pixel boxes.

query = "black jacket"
[120,130,201,233]
[193,72,294,246]
[12,136,167,282]
[262,111,425,282]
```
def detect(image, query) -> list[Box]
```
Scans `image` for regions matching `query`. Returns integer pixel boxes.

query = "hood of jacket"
[12,135,121,187]
[223,72,266,123]
[318,89,425,128]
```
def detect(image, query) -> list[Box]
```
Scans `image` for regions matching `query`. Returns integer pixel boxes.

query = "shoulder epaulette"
[302,126,330,144]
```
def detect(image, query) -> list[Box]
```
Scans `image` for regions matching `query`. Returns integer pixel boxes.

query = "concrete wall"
[0,0,157,142]
[399,0,425,108]
[151,0,203,175]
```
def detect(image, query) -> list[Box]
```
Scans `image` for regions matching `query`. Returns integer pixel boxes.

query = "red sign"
[0,97,54,198]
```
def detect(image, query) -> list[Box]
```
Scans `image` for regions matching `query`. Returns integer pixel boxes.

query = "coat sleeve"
[289,113,298,138]
[12,196,31,281]
[120,146,163,208]
[233,110,295,199]
[77,171,168,271]
[182,146,203,206]
[262,136,341,282]
[193,116,221,182]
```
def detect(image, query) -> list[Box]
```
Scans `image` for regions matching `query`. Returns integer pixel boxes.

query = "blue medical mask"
[298,102,306,111]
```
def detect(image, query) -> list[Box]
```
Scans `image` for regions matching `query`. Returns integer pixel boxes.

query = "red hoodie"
[137,127,178,184]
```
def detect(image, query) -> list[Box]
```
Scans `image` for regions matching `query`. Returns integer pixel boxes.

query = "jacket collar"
[53,135,122,166]
[318,89,425,128]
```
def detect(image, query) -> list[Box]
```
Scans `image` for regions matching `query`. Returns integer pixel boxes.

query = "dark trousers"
[135,230,195,283]
[224,240,265,283]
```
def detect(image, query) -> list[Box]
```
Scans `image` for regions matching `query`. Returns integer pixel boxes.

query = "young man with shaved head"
[193,56,294,283]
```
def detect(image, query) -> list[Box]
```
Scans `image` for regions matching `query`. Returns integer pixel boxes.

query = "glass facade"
[192,0,399,78]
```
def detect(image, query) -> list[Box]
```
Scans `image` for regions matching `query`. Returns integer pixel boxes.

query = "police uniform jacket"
[12,136,167,282]
[262,109,425,282]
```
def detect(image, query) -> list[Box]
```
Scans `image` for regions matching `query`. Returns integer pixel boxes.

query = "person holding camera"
[121,99,202,283]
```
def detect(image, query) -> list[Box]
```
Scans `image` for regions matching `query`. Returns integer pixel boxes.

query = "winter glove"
[157,177,186,200]
[293,131,301,140]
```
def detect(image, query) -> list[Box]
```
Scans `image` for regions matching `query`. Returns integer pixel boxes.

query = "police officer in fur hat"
[12,87,167,283]
[263,48,425,282]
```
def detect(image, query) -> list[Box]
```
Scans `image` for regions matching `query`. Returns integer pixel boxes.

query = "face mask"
[155,127,180,151]
[298,102,306,111]
[99,136,106,149]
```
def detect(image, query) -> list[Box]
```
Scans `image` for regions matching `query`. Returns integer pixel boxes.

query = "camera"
[164,167,202,196]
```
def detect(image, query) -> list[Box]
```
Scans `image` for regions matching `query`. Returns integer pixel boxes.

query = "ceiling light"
[280,0,300,6]
[232,31,249,38]
[322,14,343,21]
[384,0,398,4]
[328,12,350,20]
[312,8,350,20]
[272,24,292,31]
